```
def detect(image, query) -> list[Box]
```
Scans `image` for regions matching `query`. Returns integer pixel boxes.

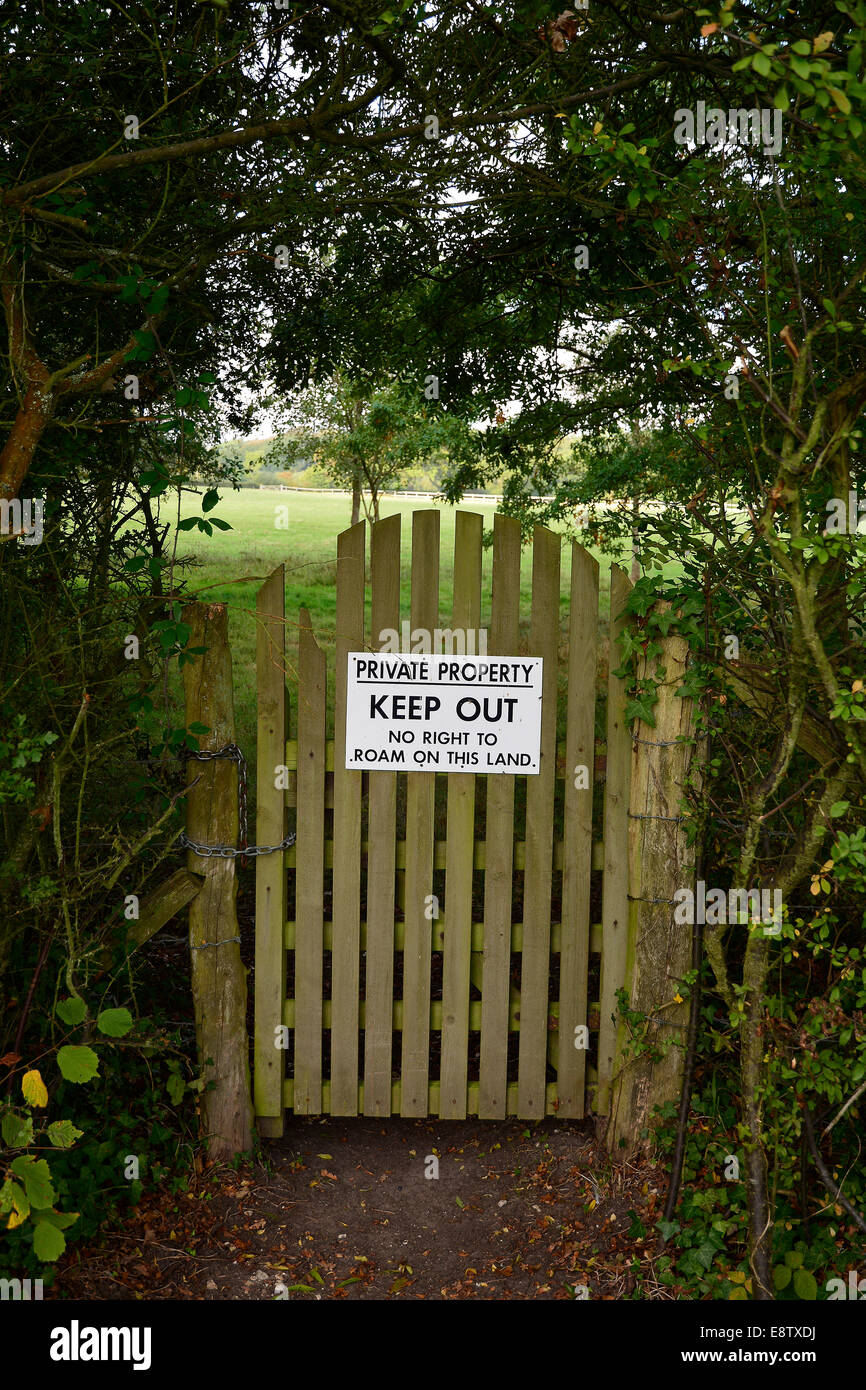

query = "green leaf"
[208,517,233,531]
[127,329,155,362]
[96,1007,133,1038]
[56,996,87,1026]
[1,1112,34,1148]
[784,1249,804,1268]
[0,1178,29,1222]
[33,1220,67,1261]
[625,697,657,728]
[793,1268,818,1300]
[166,1071,186,1105]
[11,1156,55,1209]
[752,53,772,76]
[47,1120,83,1148]
[177,517,199,531]
[773,1263,792,1289]
[57,1046,99,1084]
[830,801,850,817]
[202,489,220,512]
[36,1207,79,1230]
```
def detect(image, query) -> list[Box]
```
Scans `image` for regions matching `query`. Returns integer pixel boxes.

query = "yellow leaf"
[7,1207,27,1230]
[852,679,863,693]
[812,31,834,54]
[593,121,603,134]
[674,993,684,1004]
[829,87,851,115]
[810,881,821,895]
[22,1068,48,1107]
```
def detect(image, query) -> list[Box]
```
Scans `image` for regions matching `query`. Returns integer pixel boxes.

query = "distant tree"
[266,374,475,524]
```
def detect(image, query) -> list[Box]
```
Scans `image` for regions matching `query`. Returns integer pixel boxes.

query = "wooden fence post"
[597,566,633,1118]
[611,607,701,1152]
[183,602,254,1158]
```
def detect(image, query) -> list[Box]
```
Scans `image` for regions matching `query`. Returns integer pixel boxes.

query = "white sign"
[345,654,543,773]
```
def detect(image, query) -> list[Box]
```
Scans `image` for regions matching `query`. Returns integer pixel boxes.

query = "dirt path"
[57,1118,672,1301]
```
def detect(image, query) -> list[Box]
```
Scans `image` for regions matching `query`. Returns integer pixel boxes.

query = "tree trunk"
[351,462,361,527]
[182,602,254,1158]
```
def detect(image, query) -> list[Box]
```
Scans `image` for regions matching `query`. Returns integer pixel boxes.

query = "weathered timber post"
[183,602,254,1158]
[610,605,702,1153]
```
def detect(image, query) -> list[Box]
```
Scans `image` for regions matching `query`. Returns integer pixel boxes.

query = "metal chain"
[178,743,296,863]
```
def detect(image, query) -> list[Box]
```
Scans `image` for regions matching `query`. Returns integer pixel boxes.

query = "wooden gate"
[253,510,635,1135]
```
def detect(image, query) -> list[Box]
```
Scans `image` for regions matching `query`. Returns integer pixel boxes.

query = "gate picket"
[293,608,326,1114]
[331,522,366,1115]
[478,514,521,1118]
[254,565,287,1134]
[400,510,440,1116]
[517,526,561,1119]
[439,511,483,1118]
[363,514,401,1115]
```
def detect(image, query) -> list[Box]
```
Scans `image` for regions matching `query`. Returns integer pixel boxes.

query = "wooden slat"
[557,543,599,1118]
[293,607,326,1114]
[286,836,606,873]
[439,512,483,1117]
[364,514,401,1115]
[517,526,561,1119]
[282,738,605,778]
[330,521,365,1115]
[254,566,287,1133]
[287,917,606,957]
[400,510,439,1115]
[479,514,521,1118]
[286,1077,584,1117]
[597,565,633,1114]
[285,994,600,1033]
